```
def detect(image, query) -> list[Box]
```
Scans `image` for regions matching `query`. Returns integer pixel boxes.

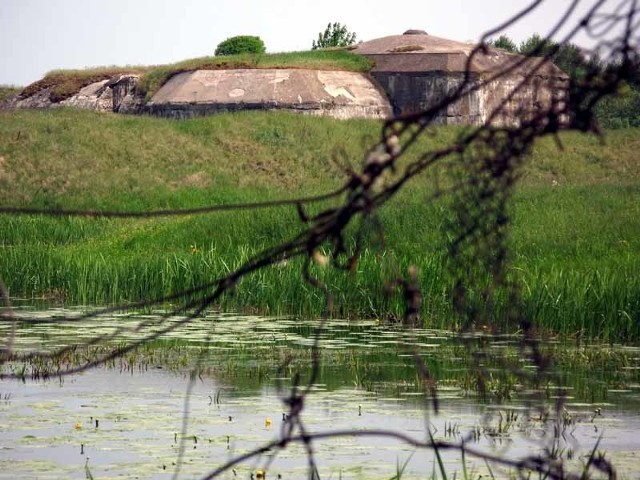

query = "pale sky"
[0,0,621,86]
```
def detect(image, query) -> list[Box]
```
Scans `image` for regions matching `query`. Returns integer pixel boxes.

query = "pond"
[1,308,640,479]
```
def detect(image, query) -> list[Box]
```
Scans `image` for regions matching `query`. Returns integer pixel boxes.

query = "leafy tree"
[488,35,517,53]
[519,33,588,80]
[491,33,590,81]
[517,33,640,128]
[215,35,266,56]
[518,33,555,57]
[595,82,640,128]
[553,43,589,79]
[312,22,357,50]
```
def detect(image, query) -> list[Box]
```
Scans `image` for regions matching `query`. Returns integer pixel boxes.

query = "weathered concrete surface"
[13,88,55,109]
[354,29,565,77]
[109,75,143,113]
[145,69,392,120]
[60,79,113,111]
[13,74,141,113]
[354,30,568,125]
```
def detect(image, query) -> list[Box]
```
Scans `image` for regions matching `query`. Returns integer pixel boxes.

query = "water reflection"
[1,308,640,478]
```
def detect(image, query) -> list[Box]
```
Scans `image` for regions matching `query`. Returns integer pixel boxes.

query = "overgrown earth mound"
[8,31,567,125]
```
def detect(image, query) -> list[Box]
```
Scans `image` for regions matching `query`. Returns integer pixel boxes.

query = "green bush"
[595,83,640,128]
[215,35,266,56]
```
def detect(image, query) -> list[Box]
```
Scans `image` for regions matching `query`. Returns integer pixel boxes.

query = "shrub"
[215,35,266,56]
[595,83,640,128]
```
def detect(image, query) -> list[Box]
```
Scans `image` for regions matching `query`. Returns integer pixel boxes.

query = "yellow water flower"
[75,422,82,430]
[256,469,266,480]
[265,418,272,429]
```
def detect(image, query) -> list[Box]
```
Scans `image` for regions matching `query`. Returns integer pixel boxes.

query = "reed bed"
[3,209,638,342]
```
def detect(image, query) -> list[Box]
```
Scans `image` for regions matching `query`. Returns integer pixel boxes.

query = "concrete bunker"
[145,69,392,120]
[353,30,569,126]
[12,29,568,125]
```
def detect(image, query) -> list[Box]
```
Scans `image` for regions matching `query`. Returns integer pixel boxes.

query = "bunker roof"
[353,30,568,78]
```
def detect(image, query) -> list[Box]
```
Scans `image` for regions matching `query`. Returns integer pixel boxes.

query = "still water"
[1,308,640,479]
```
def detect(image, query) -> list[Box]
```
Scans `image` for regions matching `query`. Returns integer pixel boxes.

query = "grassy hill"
[1,108,639,341]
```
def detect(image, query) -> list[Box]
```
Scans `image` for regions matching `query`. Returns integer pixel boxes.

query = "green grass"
[511,183,640,339]
[1,109,639,341]
[0,85,21,104]
[17,50,373,103]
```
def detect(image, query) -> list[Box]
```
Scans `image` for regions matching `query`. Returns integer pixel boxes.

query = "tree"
[488,34,517,53]
[311,22,357,50]
[491,33,591,82]
[518,33,555,57]
[552,43,588,79]
[596,82,640,128]
[519,33,590,81]
[215,35,266,56]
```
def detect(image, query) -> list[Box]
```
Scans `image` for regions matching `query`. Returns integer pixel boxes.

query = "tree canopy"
[312,22,357,50]
[488,34,517,53]
[488,33,591,81]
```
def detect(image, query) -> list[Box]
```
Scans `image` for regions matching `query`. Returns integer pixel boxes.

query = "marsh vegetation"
[1,110,638,342]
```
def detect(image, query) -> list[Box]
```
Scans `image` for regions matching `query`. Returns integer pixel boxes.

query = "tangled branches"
[1,1,639,478]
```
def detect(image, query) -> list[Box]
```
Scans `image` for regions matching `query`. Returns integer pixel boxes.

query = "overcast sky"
[0,0,615,86]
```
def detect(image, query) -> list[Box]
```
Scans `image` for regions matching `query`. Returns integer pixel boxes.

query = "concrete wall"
[12,70,392,121]
[479,74,568,127]
[371,71,485,124]
[144,70,392,120]
[142,101,388,120]
[13,67,566,126]
[370,70,567,126]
